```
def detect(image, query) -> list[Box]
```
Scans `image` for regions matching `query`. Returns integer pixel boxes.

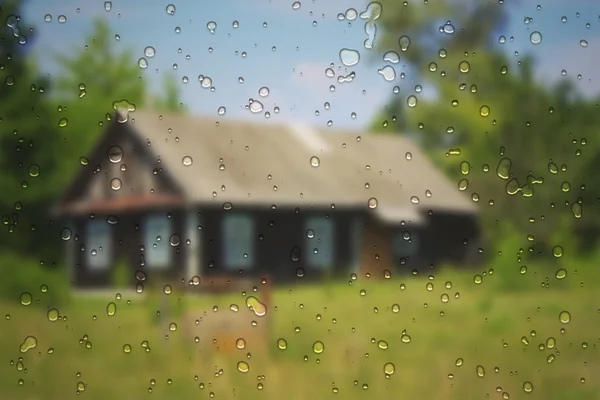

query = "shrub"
[0,252,69,305]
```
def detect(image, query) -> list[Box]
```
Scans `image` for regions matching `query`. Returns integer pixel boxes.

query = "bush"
[0,252,69,305]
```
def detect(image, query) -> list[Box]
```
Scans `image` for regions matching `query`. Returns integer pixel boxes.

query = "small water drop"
[166,4,176,15]
[339,48,360,66]
[530,31,542,44]
[310,156,320,167]
[207,21,217,33]
[378,65,396,81]
[144,46,155,58]
[399,35,411,51]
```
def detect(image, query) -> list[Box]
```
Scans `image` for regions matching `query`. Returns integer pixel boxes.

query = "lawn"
[0,266,598,400]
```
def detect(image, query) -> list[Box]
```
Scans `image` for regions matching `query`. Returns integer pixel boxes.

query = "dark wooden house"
[53,109,480,289]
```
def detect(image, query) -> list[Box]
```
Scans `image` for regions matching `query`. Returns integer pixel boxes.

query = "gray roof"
[119,110,477,223]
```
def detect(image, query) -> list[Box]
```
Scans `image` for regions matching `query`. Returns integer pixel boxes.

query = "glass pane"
[222,214,254,269]
[305,217,334,268]
[85,220,111,270]
[144,215,172,269]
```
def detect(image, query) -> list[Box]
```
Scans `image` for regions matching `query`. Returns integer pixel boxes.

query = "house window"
[222,213,254,269]
[144,214,173,270]
[393,229,419,260]
[305,216,334,269]
[86,219,112,270]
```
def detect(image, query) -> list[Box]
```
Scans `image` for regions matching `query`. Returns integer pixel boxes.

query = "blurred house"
[53,109,480,289]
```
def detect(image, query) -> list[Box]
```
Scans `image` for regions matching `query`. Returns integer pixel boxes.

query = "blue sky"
[22,0,600,130]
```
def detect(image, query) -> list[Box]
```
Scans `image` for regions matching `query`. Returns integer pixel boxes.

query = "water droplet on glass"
[20,292,32,306]
[480,105,490,117]
[407,95,418,108]
[104,2,112,11]
[367,197,378,209]
[442,21,455,33]
[169,234,181,247]
[246,296,267,317]
[345,8,358,20]
[20,336,37,353]
[237,361,250,373]
[571,202,582,219]
[144,46,155,58]
[312,341,325,354]
[182,156,193,166]
[459,61,470,73]
[530,31,542,44]
[410,196,419,204]
[47,308,59,322]
[107,145,123,163]
[249,100,264,113]
[258,87,270,97]
[44,14,52,22]
[580,39,588,47]
[58,15,67,23]
[138,58,148,69]
[207,21,217,33]
[476,365,485,377]
[559,310,571,324]
[110,178,122,191]
[292,1,301,10]
[552,245,563,258]
[310,156,320,167]
[166,4,176,15]
[378,65,396,81]
[339,48,360,66]
[383,51,399,63]
[523,381,534,393]
[496,158,512,179]
[107,302,117,316]
[58,118,68,128]
[398,35,411,51]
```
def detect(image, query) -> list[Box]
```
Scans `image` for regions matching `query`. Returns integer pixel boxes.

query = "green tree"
[0,1,63,260]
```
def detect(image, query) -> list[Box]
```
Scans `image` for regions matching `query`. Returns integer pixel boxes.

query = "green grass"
[0,266,598,400]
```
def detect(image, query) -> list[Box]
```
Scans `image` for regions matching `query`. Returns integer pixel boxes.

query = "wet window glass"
[2,0,599,398]
[85,219,112,270]
[221,213,254,269]
[143,214,173,269]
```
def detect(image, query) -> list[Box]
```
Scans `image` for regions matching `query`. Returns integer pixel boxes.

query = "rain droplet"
[58,118,68,128]
[258,87,270,97]
[237,361,249,373]
[367,197,378,209]
[580,39,588,47]
[236,338,246,349]
[480,105,490,117]
[571,202,582,219]
[217,106,226,115]
[200,76,212,88]
[166,4,176,15]
[410,196,420,204]
[383,362,395,375]
[442,21,455,34]
[44,14,52,22]
[107,302,117,316]
[407,95,418,108]
[249,100,264,113]
[312,341,325,354]
[61,227,72,241]
[523,381,534,393]
[476,365,485,377]
[107,145,123,163]
[555,268,567,279]
[339,48,360,66]
[292,1,301,10]
[58,15,67,23]
[552,245,563,258]
[310,156,320,167]
[325,68,335,77]
[144,46,155,58]
[104,2,112,11]
[398,35,410,51]
[559,310,571,324]
[138,58,148,69]
[246,296,267,317]
[110,178,122,191]
[530,31,542,44]
[496,158,512,179]
[182,156,193,166]
[459,61,470,73]
[277,338,287,349]
[20,292,32,306]
[383,51,399,63]
[378,65,396,81]
[345,8,358,20]
[207,21,217,33]
[20,336,37,353]
[47,308,59,322]
[169,234,181,247]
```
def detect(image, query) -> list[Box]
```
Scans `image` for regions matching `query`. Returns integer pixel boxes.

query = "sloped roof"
[113,110,477,223]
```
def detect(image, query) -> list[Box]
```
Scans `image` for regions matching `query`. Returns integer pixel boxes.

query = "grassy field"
[0,266,598,400]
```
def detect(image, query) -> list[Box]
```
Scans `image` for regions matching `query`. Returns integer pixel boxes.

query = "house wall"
[68,207,480,288]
